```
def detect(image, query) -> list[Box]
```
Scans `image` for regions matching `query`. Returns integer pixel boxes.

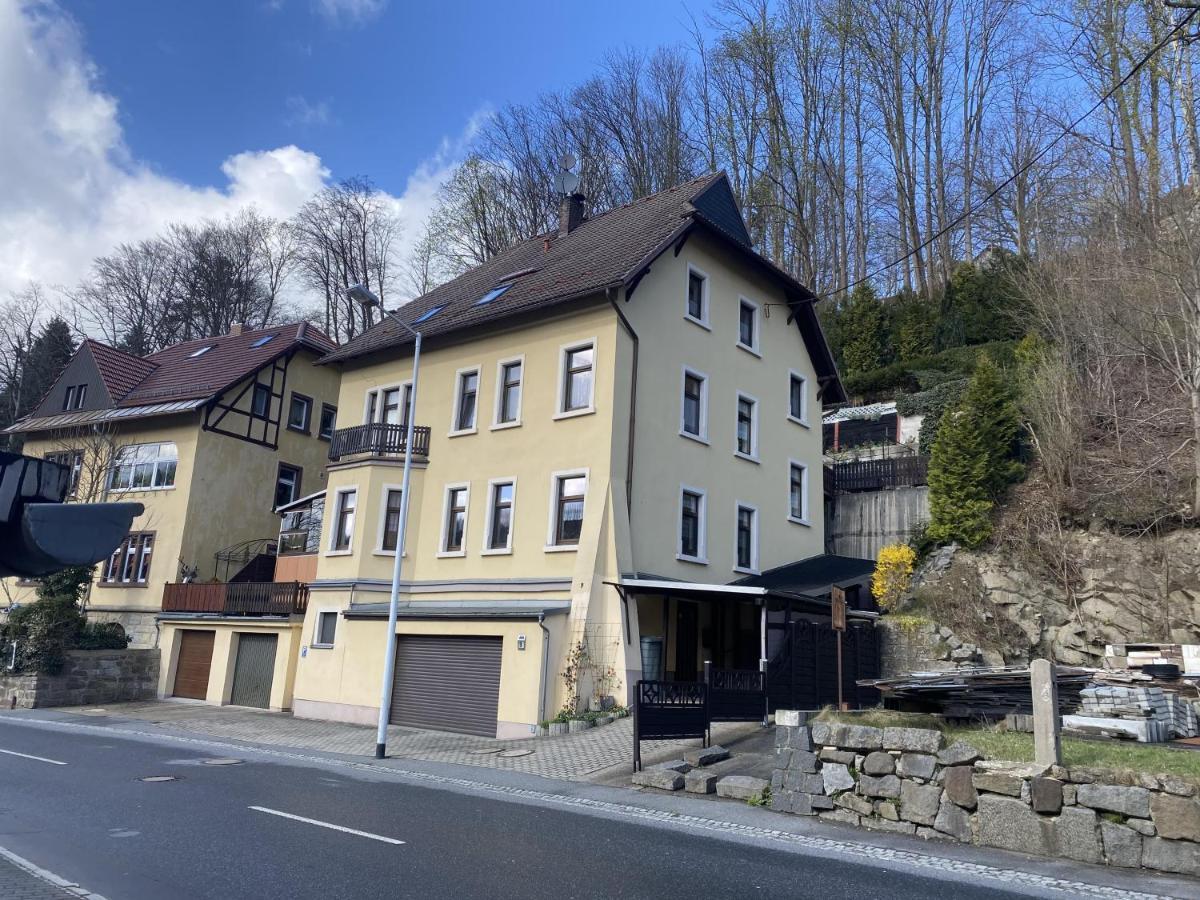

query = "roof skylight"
[250,334,276,348]
[188,345,215,358]
[474,284,512,307]
[413,304,447,324]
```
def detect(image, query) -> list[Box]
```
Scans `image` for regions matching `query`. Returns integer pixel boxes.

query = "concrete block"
[684,745,730,768]
[684,770,719,794]
[632,769,684,791]
[716,775,769,801]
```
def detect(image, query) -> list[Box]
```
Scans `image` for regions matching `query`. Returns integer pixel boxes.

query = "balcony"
[328,423,431,462]
[161,581,309,617]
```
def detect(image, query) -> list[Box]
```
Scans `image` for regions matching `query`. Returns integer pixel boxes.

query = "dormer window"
[189,345,215,358]
[63,384,87,410]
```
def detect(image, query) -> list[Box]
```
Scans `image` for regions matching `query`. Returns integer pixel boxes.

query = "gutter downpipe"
[609,291,638,515]
[537,612,550,726]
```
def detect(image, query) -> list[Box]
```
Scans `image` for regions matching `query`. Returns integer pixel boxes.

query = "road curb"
[0,846,109,900]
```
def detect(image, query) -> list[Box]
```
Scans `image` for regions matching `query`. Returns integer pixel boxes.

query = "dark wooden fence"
[161,581,309,617]
[633,680,709,772]
[829,455,928,493]
[328,423,431,461]
[767,621,881,712]
[704,663,767,723]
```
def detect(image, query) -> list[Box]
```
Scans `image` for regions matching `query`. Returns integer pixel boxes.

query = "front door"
[675,601,699,682]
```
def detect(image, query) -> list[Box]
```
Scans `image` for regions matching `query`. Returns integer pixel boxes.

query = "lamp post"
[347,284,421,759]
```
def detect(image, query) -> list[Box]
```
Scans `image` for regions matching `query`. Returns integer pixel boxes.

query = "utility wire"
[824,6,1200,302]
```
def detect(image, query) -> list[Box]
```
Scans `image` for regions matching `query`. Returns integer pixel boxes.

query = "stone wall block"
[899,781,942,827]
[1052,807,1102,864]
[882,727,944,754]
[1150,794,1200,842]
[861,751,895,776]
[972,773,1024,798]
[1141,837,1200,877]
[1030,778,1064,815]
[897,753,937,781]
[943,766,978,809]
[840,725,883,751]
[822,763,856,795]
[1101,822,1142,868]
[934,794,972,842]
[1076,784,1152,819]
[858,774,901,799]
[976,795,1053,857]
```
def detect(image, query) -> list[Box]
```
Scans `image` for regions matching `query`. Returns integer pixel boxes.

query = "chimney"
[229,323,246,337]
[559,192,585,237]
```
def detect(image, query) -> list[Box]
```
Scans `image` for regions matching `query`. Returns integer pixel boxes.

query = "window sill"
[310,643,334,650]
[683,314,711,332]
[286,425,311,436]
[480,547,513,556]
[788,516,812,527]
[733,565,760,576]
[543,544,578,553]
[736,342,762,359]
[552,406,595,421]
[96,581,148,589]
[733,451,760,464]
[108,485,176,494]
[679,430,709,446]
[370,550,408,558]
[323,549,354,557]
[490,420,522,432]
[787,415,810,428]
[447,427,478,438]
[436,549,467,559]
[676,553,709,565]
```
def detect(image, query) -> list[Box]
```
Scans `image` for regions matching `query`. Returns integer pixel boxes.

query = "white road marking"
[249,806,405,845]
[0,747,67,765]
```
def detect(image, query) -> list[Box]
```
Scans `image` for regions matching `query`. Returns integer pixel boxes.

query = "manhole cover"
[139,775,177,783]
[202,758,243,766]
[499,749,534,758]
[469,748,502,755]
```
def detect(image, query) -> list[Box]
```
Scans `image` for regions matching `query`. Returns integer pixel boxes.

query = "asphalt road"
[0,716,1183,900]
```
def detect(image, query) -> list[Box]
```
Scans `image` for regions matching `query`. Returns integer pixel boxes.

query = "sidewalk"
[0,847,103,900]
[57,700,759,780]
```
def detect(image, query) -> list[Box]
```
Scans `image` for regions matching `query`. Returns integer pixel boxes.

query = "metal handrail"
[328,423,431,461]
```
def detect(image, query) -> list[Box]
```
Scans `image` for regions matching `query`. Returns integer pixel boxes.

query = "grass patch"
[812,707,945,732]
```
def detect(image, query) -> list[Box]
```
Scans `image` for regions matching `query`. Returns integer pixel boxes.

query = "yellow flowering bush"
[872,543,916,611]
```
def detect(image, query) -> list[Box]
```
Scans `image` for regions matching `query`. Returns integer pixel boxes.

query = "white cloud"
[313,0,387,25]
[0,1,471,311]
[284,95,333,127]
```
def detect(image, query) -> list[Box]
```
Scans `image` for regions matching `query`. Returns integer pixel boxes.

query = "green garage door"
[230,633,277,709]
[389,635,502,737]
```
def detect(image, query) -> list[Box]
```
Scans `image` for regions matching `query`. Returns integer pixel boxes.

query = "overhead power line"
[825,6,1200,302]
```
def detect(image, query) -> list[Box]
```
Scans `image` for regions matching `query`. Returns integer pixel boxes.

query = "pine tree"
[960,355,1024,495]
[17,317,76,418]
[839,284,887,378]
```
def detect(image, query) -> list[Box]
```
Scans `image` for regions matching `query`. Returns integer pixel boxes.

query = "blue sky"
[67,0,713,196]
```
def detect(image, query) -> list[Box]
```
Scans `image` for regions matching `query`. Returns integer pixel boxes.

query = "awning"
[343,599,571,620]
[607,573,878,621]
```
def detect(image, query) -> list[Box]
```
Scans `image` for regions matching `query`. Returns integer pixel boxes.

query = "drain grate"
[139,775,178,783]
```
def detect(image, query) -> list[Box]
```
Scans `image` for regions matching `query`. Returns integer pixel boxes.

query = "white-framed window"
[274,463,302,509]
[108,442,178,492]
[546,469,588,550]
[680,367,709,443]
[63,384,87,411]
[288,393,313,433]
[313,610,338,648]
[788,460,810,525]
[102,532,154,584]
[734,502,759,574]
[319,403,337,440]
[364,382,410,426]
[251,383,272,419]
[493,356,524,428]
[328,487,357,553]
[685,264,710,328]
[375,485,406,554]
[788,371,809,425]
[555,340,596,418]
[737,297,760,355]
[451,366,480,434]
[677,485,707,564]
[734,392,759,461]
[438,482,470,557]
[483,478,516,554]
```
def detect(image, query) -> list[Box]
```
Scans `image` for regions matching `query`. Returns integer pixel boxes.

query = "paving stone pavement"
[0,850,95,899]
[62,701,754,780]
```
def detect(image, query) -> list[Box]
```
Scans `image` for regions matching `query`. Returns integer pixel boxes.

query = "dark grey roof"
[732,554,876,596]
[317,173,845,402]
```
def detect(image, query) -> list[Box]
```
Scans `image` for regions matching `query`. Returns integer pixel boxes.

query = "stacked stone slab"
[770,711,1200,877]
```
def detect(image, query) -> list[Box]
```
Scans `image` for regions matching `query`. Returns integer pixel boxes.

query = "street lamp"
[347,284,422,759]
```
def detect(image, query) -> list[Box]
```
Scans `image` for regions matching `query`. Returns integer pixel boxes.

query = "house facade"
[2,323,340,706]
[289,173,849,739]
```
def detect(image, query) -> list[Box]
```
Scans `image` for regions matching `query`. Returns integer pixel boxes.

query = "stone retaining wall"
[771,712,1200,878]
[0,649,158,709]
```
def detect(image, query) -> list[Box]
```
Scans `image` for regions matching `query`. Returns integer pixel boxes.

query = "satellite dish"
[559,152,577,171]
[554,170,581,196]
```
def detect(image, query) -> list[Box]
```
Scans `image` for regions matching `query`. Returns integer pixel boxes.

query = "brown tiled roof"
[84,339,158,400]
[316,173,845,402]
[117,322,336,406]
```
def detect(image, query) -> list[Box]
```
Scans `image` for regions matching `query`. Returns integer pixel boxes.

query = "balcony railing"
[328,423,431,462]
[829,455,929,494]
[161,581,309,617]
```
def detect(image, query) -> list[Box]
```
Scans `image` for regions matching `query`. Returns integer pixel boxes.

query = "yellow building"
[290,173,863,739]
[2,323,340,711]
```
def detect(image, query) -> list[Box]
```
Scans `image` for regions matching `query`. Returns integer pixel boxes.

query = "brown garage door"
[389,635,502,737]
[173,630,215,700]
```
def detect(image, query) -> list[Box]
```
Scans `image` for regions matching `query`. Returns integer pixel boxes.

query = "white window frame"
[449,365,481,437]
[679,365,709,444]
[373,483,408,556]
[553,338,597,420]
[676,484,708,565]
[544,467,589,552]
[734,391,760,463]
[737,296,761,357]
[108,442,179,493]
[326,486,358,556]
[491,354,525,430]
[788,459,811,526]
[684,263,711,330]
[788,370,810,426]
[733,501,760,575]
[437,481,471,558]
[481,477,517,555]
[312,609,339,648]
[363,380,411,425]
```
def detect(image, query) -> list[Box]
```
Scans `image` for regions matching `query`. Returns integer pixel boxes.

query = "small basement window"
[250,334,276,348]
[474,284,512,306]
[413,304,447,324]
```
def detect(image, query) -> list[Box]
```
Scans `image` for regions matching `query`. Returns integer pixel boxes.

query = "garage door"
[230,633,277,709]
[173,630,215,700]
[389,635,502,737]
